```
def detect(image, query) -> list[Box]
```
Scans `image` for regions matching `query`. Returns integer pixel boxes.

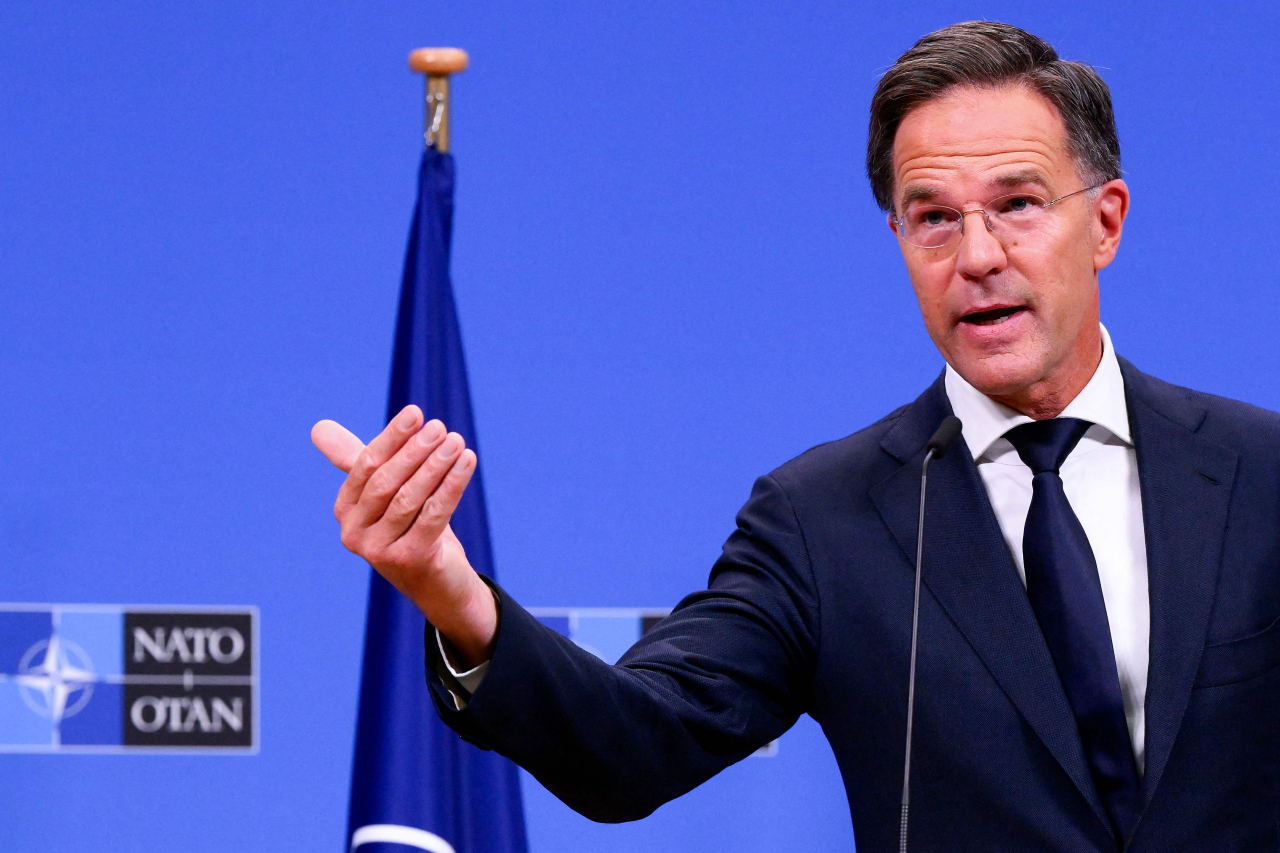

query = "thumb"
[311,420,365,472]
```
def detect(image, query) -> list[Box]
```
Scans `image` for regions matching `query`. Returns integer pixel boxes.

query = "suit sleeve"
[423,473,821,822]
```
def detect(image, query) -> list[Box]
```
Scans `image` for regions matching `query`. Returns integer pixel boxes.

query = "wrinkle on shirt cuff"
[435,627,490,709]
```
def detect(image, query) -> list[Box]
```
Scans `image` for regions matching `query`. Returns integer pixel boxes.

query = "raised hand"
[312,405,498,667]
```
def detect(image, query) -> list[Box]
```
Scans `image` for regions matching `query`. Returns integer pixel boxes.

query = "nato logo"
[0,604,258,753]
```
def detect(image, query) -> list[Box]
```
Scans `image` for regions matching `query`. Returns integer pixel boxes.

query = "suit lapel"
[869,376,1111,830]
[1119,360,1238,808]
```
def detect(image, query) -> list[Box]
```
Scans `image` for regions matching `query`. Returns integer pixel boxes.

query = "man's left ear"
[1093,179,1130,271]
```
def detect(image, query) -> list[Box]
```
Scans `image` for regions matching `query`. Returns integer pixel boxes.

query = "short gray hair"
[867,21,1121,212]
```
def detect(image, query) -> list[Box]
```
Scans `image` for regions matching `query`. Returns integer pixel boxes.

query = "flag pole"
[408,48,470,152]
[347,43,527,853]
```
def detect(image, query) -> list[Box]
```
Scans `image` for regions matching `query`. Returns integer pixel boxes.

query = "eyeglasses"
[892,185,1101,250]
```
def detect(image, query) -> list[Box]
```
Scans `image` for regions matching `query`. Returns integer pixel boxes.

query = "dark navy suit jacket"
[426,360,1280,851]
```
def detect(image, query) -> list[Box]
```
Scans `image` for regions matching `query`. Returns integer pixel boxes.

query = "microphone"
[900,415,962,853]
[925,416,962,461]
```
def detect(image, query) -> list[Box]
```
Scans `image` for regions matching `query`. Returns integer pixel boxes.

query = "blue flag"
[347,148,529,853]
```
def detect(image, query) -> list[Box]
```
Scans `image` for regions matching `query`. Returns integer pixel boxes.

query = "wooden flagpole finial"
[408,48,470,75]
[408,48,469,153]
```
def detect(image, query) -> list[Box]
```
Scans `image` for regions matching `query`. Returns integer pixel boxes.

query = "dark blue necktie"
[1004,418,1141,845]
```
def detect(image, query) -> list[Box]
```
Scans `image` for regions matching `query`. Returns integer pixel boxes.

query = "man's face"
[890,84,1127,413]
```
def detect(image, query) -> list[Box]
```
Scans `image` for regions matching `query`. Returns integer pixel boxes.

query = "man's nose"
[955,208,1006,278]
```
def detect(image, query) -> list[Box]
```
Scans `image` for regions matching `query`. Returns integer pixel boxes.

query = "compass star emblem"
[15,634,98,724]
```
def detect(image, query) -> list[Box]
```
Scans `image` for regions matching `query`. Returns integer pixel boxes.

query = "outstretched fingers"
[336,405,424,512]
[376,433,470,541]
[401,447,476,546]
[346,419,449,530]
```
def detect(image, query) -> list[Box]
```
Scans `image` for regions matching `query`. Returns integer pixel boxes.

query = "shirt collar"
[943,324,1132,462]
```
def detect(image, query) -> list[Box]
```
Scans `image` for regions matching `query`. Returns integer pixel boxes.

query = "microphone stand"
[900,416,962,853]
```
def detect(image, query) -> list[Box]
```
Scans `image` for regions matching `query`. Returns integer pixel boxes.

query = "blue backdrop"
[2,2,1277,851]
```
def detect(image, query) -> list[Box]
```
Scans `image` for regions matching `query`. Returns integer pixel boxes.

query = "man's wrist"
[432,575,500,670]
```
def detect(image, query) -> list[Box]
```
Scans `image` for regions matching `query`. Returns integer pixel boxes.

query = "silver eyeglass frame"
[892,184,1103,249]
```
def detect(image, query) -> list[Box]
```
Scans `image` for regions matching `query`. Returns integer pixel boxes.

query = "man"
[313,22,1280,851]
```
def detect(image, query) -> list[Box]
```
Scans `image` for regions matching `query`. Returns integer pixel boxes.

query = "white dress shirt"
[944,324,1148,772]
[442,326,1151,772]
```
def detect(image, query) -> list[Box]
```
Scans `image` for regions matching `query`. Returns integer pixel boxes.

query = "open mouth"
[960,306,1026,326]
